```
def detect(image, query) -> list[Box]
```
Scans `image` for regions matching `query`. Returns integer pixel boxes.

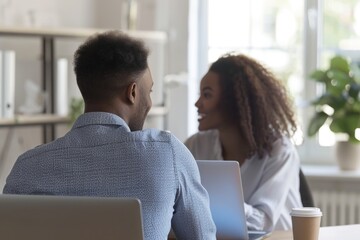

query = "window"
[191,0,360,164]
[208,0,304,99]
[317,0,360,146]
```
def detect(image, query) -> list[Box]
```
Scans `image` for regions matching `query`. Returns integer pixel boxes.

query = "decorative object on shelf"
[18,79,44,114]
[121,0,138,30]
[55,58,68,116]
[307,55,360,170]
[1,50,15,118]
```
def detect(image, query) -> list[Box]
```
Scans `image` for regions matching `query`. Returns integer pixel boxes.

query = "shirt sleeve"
[243,138,300,231]
[170,135,217,240]
[244,201,270,230]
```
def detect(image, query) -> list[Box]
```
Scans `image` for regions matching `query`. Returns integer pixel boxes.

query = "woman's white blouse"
[184,130,303,231]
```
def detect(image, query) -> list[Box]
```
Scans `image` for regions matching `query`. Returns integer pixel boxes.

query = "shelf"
[0,26,167,43]
[0,107,167,127]
[302,165,360,181]
[0,26,167,142]
[0,114,70,127]
[302,164,360,192]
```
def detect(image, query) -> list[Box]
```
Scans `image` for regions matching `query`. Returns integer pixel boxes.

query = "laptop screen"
[196,160,249,239]
[196,160,270,240]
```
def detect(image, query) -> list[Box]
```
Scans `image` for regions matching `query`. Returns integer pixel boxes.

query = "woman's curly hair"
[209,53,298,158]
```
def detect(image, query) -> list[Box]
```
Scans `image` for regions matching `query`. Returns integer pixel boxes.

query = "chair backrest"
[0,194,144,240]
[299,169,315,207]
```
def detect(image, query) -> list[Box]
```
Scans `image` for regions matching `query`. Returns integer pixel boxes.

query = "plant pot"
[336,141,360,171]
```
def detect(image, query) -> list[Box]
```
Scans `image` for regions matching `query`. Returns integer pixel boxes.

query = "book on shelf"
[1,50,16,119]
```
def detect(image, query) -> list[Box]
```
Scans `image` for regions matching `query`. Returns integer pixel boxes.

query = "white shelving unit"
[0,26,168,142]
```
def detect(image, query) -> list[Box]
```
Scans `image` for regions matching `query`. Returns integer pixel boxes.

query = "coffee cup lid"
[290,207,322,217]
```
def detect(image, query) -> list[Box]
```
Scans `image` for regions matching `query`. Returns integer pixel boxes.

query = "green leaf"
[332,94,348,110]
[330,56,350,73]
[350,101,360,112]
[309,70,327,82]
[327,69,353,85]
[329,119,347,134]
[307,111,329,137]
[324,69,353,96]
[330,113,360,135]
[307,55,360,137]
[325,83,343,96]
[348,136,360,143]
[348,83,360,99]
[312,93,346,110]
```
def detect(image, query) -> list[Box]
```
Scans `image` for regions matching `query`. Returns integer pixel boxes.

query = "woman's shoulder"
[271,137,296,155]
[266,136,300,165]
[185,130,219,145]
[184,130,221,160]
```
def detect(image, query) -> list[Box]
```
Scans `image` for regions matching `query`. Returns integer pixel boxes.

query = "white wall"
[153,0,190,141]
[1,0,97,27]
[0,0,190,190]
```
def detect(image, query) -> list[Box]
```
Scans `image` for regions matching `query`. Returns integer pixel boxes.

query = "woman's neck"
[218,126,250,166]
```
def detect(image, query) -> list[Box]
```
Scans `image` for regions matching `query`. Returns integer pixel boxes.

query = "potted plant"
[307,55,360,170]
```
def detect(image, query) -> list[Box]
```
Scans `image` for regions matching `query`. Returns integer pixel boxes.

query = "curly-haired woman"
[185,53,303,231]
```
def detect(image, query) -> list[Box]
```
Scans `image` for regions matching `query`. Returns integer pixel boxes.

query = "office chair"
[299,169,315,207]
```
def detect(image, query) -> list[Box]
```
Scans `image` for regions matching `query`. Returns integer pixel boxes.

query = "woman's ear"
[126,82,137,104]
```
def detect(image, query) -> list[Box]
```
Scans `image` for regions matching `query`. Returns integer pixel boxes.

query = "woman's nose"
[195,98,200,108]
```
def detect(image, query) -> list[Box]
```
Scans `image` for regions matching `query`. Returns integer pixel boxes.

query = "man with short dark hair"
[3,30,216,240]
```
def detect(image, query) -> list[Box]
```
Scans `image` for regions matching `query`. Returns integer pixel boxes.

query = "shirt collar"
[72,112,130,131]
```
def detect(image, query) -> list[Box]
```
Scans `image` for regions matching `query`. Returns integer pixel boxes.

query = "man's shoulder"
[132,128,191,150]
[17,141,53,162]
[135,128,174,142]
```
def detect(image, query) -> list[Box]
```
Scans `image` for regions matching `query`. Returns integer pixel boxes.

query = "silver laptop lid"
[196,160,249,240]
[0,194,144,240]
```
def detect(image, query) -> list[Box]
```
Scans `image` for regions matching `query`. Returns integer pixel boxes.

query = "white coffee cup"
[290,207,322,240]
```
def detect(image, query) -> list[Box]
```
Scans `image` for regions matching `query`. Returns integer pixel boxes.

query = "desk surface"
[168,224,360,239]
[268,224,360,240]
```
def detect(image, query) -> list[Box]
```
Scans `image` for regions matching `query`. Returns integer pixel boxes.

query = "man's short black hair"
[74,30,149,102]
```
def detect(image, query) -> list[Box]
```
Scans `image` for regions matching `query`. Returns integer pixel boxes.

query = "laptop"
[0,194,144,240]
[196,160,271,240]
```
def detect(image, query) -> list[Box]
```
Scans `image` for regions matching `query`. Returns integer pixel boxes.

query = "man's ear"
[126,82,137,104]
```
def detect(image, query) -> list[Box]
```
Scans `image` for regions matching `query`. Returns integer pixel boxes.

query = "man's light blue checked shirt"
[3,112,216,240]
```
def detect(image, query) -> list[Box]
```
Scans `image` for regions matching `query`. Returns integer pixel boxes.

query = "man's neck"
[84,102,130,124]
